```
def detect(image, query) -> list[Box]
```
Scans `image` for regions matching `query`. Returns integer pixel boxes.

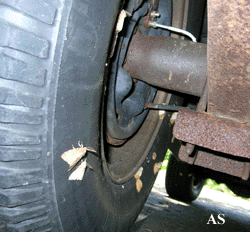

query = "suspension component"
[123,30,207,97]
[145,102,185,112]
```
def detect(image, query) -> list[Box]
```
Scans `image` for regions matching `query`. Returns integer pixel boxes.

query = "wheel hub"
[106,4,156,143]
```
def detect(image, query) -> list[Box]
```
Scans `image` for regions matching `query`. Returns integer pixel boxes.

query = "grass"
[161,151,250,201]
[160,150,171,170]
[205,179,250,201]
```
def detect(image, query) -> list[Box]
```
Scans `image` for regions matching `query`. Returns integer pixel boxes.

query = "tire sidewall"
[50,1,174,231]
[165,154,205,202]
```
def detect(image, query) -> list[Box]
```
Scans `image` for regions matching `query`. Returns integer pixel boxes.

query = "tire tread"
[0,22,50,58]
[0,0,57,25]
[0,54,47,86]
[0,0,64,230]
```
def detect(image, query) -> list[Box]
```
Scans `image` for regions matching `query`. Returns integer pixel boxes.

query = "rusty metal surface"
[106,132,126,146]
[173,108,250,159]
[194,151,246,179]
[123,31,207,97]
[150,0,159,11]
[178,145,248,179]
[208,0,250,123]
[242,162,250,180]
[177,80,208,165]
[171,0,189,38]
[177,144,194,164]
[143,10,151,29]
[196,80,208,112]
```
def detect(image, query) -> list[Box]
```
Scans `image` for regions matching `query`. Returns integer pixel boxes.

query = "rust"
[185,143,194,155]
[178,144,196,165]
[173,108,250,159]
[121,42,125,50]
[194,151,246,179]
[144,11,151,29]
[208,0,250,123]
[178,147,248,180]
[171,0,189,39]
[178,144,190,162]
[242,162,250,181]
[123,31,207,97]
[144,0,160,28]
[150,0,160,11]
[196,80,208,112]
[106,132,126,146]
[178,80,208,164]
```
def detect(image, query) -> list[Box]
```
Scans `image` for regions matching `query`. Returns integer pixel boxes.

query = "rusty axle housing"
[123,31,207,97]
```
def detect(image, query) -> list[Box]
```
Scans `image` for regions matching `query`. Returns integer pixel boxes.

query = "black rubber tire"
[0,0,176,231]
[165,155,206,202]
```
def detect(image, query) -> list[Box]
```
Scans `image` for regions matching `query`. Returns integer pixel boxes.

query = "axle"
[123,30,207,97]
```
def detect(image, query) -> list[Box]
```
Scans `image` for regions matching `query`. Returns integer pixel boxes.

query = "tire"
[165,155,206,202]
[0,0,177,231]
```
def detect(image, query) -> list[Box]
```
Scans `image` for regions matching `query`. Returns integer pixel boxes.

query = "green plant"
[205,179,250,201]
[161,150,171,170]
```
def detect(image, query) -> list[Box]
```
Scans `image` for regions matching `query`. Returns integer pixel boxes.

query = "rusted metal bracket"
[242,162,250,181]
[177,148,249,180]
[177,81,208,165]
[174,108,250,180]
[194,151,250,181]
[173,108,250,160]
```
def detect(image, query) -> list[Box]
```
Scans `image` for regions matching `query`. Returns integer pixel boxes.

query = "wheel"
[0,0,179,231]
[165,154,206,202]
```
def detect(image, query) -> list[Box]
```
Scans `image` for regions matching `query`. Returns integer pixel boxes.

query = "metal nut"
[151,11,160,17]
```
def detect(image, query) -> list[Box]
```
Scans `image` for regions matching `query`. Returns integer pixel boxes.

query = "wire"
[149,21,197,42]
